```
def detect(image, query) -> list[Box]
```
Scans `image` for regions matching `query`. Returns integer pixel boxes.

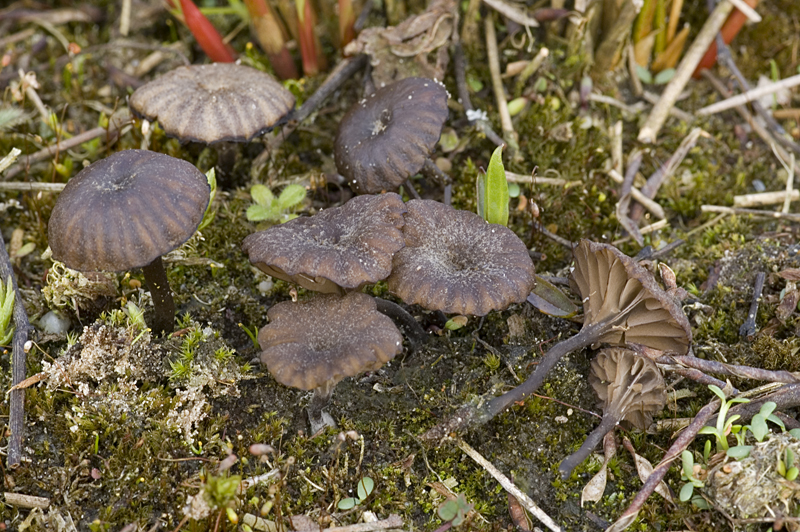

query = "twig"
[0,229,32,469]
[616,150,644,245]
[739,272,765,339]
[697,74,800,116]
[612,219,668,246]
[726,0,760,22]
[0,182,66,192]
[456,439,562,532]
[319,515,404,532]
[702,70,800,176]
[700,205,800,222]
[638,0,734,143]
[610,121,623,174]
[640,91,694,122]
[729,383,800,429]
[589,93,647,115]
[4,493,50,509]
[607,169,665,219]
[733,190,799,208]
[775,148,796,214]
[505,171,576,187]
[606,398,721,532]
[481,0,539,28]
[658,353,800,384]
[3,123,127,180]
[120,0,132,36]
[531,220,575,249]
[485,13,517,149]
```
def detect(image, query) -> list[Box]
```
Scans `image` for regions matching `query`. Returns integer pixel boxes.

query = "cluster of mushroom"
[242,192,536,432]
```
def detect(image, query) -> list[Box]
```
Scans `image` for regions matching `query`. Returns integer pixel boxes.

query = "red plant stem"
[245,0,298,79]
[179,0,236,63]
[338,0,355,47]
[297,0,319,75]
[692,0,759,78]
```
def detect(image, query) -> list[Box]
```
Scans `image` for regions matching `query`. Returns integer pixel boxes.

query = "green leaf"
[787,467,799,481]
[438,499,458,521]
[681,450,694,478]
[679,482,694,502]
[507,97,527,117]
[480,146,509,226]
[277,184,306,210]
[766,414,785,432]
[250,184,274,207]
[338,497,359,510]
[636,65,653,84]
[759,401,777,419]
[749,414,769,442]
[0,276,15,345]
[698,426,718,436]
[357,477,374,500]
[708,384,726,401]
[246,204,279,222]
[726,445,753,459]
[654,68,675,84]
[790,428,800,439]
[526,275,578,318]
[787,448,795,469]
[691,495,710,509]
[507,182,520,198]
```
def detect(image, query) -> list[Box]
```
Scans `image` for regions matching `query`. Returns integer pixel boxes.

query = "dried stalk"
[657,353,799,384]
[700,205,800,222]
[485,13,517,149]
[638,0,733,143]
[698,73,800,116]
[733,190,799,208]
[453,40,505,147]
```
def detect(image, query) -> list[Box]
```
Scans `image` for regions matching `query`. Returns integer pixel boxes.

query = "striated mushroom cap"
[334,77,448,194]
[387,200,536,315]
[129,63,295,144]
[242,193,407,293]
[570,239,692,354]
[258,292,403,390]
[48,150,210,272]
[590,347,666,430]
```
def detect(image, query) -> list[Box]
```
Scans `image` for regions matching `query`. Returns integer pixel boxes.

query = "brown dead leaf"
[622,437,673,502]
[778,268,800,281]
[581,432,617,506]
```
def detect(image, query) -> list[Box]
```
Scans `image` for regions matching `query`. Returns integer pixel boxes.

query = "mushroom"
[258,292,403,432]
[558,347,666,478]
[48,150,210,335]
[386,199,536,316]
[420,239,691,443]
[334,77,449,196]
[242,192,429,348]
[129,63,295,144]
[242,192,407,294]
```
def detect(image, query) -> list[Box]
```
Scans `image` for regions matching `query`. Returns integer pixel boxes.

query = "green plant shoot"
[246,184,306,223]
[0,275,15,345]
[476,145,509,226]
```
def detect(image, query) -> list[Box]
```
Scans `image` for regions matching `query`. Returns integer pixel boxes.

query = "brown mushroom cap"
[48,149,210,272]
[569,239,692,354]
[386,199,536,315]
[334,77,448,194]
[258,292,403,390]
[242,193,406,293]
[129,63,295,144]
[590,347,666,430]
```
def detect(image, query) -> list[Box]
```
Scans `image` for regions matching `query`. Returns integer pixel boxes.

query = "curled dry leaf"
[581,432,618,507]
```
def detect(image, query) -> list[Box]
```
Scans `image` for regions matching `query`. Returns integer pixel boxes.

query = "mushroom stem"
[141,256,175,335]
[308,381,336,433]
[558,412,619,479]
[420,315,617,443]
[374,298,429,351]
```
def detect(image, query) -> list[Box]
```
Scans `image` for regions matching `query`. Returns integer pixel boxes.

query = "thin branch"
[698,74,800,116]
[700,205,800,222]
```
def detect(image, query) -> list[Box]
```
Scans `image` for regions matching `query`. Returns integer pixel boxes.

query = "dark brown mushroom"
[242,192,406,294]
[387,199,536,316]
[334,77,449,195]
[258,292,403,432]
[48,150,210,334]
[129,63,295,144]
[420,239,691,443]
[558,347,666,478]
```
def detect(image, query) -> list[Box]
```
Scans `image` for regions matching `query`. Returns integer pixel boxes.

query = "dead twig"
[658,353,800,385]
[452,40,505,147]
[739,272,765,339]
[698,74,800,116]
[729,383,800,429]
[456,439,562,532]
[485,13,517,152]
[700,205,800,222]
[616,150,644,245]
[733,190,799,208]
[4,493,50,509]
[638,0,734,143]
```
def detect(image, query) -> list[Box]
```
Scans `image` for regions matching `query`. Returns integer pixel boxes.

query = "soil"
[1,0,800,530]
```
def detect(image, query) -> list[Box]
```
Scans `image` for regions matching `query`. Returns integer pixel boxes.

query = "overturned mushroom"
[48,150,210,334]
[558,347,666,478]
[242,193,406,294]
[129,63,295,144]
[421,239,691,442]
[387,199,536,316]
[258,292,403,432]
[334,77,449,195]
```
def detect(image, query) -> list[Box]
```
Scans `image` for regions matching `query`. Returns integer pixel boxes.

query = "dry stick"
[700,205,800,222]
[640,91,694,123]
[485,13,517,150]
[531,220,576,249]
[638,0,734,143]
[3,124,125,180]
[729,383,800,429]
[702,70,800,177]
[616,150,644,245]
[658,354,800,385]
[739,271,765,339]
[0,231,32,469]
[255,54,368,166]
[607,169,665,219]
[505,171,576,187]
[606,398,721,532]
[711,29,800,158]
[661,365,733,390]
[630,127,705,222]
[0,182,66,192]
[698,74,800,116]
[781,152,795,213]
[456,439,562,532]
[733,190,799,207]
[452,41,505,147]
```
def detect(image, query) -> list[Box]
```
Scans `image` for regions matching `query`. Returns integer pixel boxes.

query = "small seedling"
[437,493,473,527]
[678,451,708,508]
[246,184,306,223]
[476,145,509,227]
[0,275,15,345]
[337,476,374,510]
[698,384,749,452]
[777,448,799,481]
